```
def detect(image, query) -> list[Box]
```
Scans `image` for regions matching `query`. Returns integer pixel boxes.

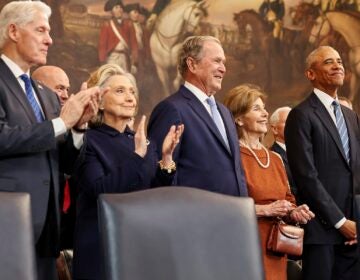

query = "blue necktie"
[206,97,230,150]
[332,101,350,162]
[20,74,44,122]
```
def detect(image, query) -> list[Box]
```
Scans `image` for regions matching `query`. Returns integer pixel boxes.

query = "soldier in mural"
[125,3,151,75]
[98,0,138,74]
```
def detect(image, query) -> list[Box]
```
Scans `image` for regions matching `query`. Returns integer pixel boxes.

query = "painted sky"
[70,0,263,26]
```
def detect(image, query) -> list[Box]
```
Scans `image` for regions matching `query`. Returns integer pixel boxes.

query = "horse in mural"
[150,0,207,96]
[305,11,360,105]
[233,9,273,90]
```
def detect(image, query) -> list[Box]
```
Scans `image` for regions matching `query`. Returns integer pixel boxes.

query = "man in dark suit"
[269,106,297,196]
[0,2,100,279]
[285,45,360,279]
[148,35,247,197]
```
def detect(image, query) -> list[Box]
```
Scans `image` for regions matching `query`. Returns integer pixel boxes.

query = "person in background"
[98,0,138,74]
[32,65,76,253]
[285,45,360,279]
[72,63,183,280]
[269,106,297,196]
[148,35,248,197]
[0,2,100,279]
[338,95,353,110]
[224,83,314,280]
[32,65,70,106]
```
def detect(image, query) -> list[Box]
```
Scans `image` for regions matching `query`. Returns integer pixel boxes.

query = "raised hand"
[134,115,148,158]
[161,124,184,166]
[75,82,104,127]
[60,83,101,129]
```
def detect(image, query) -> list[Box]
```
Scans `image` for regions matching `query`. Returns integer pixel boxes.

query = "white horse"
[309,11,360,104]
[150,0,207,96]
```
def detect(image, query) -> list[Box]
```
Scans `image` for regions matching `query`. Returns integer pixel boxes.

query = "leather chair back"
[0,192,36,280]
[98,187,264,280]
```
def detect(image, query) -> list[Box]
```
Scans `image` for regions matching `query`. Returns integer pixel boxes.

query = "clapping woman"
[72,64,183,280]
[223,84,314,280]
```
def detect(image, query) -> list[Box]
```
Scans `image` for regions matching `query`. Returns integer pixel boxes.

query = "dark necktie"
[206,97,230,151]
[20,74,44,122]
[332,100,350,162]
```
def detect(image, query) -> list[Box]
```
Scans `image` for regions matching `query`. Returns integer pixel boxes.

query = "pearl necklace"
[239,140,270,169]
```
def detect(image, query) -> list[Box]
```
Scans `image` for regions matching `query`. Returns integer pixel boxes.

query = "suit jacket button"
[43,180,50,186]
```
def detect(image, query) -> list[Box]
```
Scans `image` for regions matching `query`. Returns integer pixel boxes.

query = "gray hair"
[269,106,292,126]
[177,35,222,78]
[305,45,337,70]
[0,1,51,49]
[87,63,139,127]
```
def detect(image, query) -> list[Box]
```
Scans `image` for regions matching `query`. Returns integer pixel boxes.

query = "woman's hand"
[134,115,148,158]
[161,124,184,165]
[289,204,315,224]
[256,200,294,217]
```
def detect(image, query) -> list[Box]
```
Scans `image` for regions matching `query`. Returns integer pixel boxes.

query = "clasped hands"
[260,200,315,224]
[60,82,104,129]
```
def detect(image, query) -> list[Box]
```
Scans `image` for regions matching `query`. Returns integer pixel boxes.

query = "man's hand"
[75,82,103,127]
[339,219,357,245]
[60,83,101,129]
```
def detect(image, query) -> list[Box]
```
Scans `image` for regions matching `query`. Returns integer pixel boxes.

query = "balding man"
[269,106,297,195]
[32,65,70,106]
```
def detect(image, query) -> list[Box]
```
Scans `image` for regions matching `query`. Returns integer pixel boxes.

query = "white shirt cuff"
[71,129,84,150]
[334,217,346,229]
[52,118,67,137]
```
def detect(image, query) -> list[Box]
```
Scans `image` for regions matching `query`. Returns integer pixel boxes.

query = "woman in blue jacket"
[72,63,183,280]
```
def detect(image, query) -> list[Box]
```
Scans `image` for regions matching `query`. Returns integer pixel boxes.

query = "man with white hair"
[269,106,297,195]
[0,2,100,279]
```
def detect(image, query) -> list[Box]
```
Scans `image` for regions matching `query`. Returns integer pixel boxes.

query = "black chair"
[98,187,264,280]
[0,192,36,280]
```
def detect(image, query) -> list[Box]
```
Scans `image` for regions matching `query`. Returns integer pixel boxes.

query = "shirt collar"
[275,141,286,151]
[1,54,30,78]
[313,88,338,108]
[184,81,211,103]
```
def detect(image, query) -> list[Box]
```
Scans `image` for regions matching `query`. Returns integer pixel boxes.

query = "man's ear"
[270,124,278,136]
[186,57,196,73]
[8,23,19,42]
[305,69,315,81]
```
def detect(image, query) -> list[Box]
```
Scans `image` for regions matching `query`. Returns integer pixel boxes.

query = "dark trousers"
[303,244,360,280]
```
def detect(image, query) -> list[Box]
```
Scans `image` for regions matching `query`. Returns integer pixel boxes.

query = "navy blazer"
[148,85,247,196]
[0,59,76,256]
[270,142,297,196]
[73,124,173,280]
[285,92,360,244]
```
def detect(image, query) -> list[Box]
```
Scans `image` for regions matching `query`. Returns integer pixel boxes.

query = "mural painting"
[1,0,360,114]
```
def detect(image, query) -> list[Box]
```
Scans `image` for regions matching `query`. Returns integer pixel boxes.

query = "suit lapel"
[0,59,38,122]
[180,86,231,154]
[310,93,349,164]
[342,109,357,168]
[273,142,288,163]
[32,79,59,120]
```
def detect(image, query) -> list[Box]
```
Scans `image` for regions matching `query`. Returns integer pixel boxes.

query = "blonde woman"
[224,84,314,280]
[73,64,183,280]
